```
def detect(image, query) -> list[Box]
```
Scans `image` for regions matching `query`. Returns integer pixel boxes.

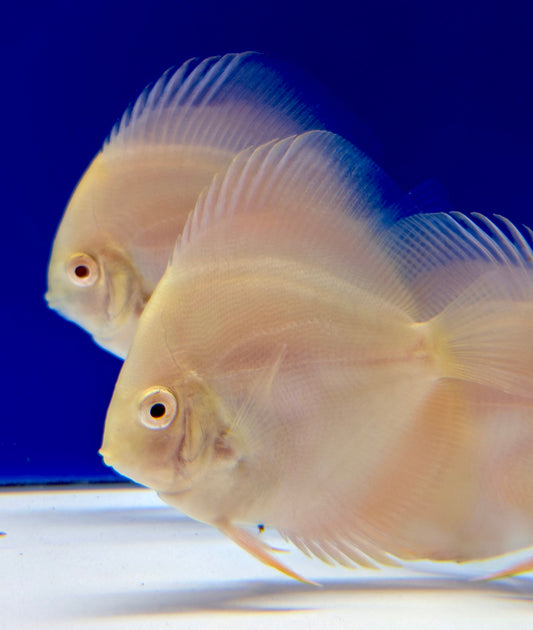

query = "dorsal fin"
[167,130,418,318]
[175,130,413,260]
[103,52,328,155]
[385,211,533,319]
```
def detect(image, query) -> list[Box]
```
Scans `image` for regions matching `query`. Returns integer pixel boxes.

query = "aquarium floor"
[1,485,532,630]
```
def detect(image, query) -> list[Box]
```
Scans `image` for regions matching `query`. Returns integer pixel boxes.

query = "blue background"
[3,1,532,484]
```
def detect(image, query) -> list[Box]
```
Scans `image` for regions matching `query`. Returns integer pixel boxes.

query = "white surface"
[1,486,532,630]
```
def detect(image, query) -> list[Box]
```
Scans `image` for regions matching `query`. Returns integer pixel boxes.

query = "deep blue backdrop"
[3,1,532,483]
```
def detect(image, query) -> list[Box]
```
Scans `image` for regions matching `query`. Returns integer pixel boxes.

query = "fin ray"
[428,266,533,397]
[479,557,533,580]
[386,211,533,319]
[172,131,417,324]
[218,521,319,584]
[105,52,327,155]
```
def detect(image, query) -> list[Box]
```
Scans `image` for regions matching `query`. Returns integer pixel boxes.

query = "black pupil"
[150,403,166,419]
[75,265,89,278]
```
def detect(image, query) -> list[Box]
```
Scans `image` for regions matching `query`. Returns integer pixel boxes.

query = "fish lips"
[99,446,193,494]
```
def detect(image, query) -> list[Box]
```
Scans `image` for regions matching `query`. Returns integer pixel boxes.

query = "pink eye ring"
[138,387,179,430]
[66,253,99,287]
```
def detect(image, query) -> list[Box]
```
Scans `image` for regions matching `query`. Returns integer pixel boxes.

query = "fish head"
[45,154,147,358]
[99,334,230,494]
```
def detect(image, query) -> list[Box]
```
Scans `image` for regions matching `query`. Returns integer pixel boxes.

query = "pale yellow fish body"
[46,145,232,356]
[46,52,327,358]
[101,131,533,580]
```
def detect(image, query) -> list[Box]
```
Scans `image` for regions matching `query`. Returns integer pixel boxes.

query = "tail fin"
[428,265,533,398]
[389,212,533,398]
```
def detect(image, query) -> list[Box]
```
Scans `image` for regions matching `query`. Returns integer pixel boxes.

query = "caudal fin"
[389,212,533,399]
[428,266,533,398]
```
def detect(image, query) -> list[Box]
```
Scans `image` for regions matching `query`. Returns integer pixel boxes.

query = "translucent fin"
[218,521,319,585]
[385,211,533,320]
[479,556,533,580]
[104,52,326,155]
[179,130,409,247]
[283,531,398,570]
[426,266,533,397]
[171,130,416,317]
[392,213,533,396]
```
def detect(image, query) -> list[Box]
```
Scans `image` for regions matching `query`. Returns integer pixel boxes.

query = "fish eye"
[66,253,99,287]
[138,387,178,430]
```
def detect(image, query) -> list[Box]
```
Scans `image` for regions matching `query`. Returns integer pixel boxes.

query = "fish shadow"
[65,574,533,620]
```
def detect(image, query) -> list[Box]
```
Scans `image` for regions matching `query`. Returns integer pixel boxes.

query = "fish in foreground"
[100,130,533,582]
[45,52,335,358]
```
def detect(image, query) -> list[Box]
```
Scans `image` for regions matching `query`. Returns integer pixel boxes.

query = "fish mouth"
[44,292,77,323]
[98,448,114,467]
[99,448,188,493]
[98,450,135,481]
[44,291,61,312]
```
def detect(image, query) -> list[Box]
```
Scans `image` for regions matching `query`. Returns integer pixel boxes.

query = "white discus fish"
[46,52,342,358]
[100,130,533,582]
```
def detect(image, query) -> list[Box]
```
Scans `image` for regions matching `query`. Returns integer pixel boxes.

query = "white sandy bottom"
[1,485,532,630]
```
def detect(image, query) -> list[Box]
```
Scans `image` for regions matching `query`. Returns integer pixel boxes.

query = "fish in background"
[46,51,375,358]
[100,130,533,582]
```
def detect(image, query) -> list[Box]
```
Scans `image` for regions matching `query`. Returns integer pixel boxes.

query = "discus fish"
[46,52,337,358]
[100,130,533,582]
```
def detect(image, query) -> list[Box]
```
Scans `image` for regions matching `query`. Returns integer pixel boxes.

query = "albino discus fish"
[100,130,533,582]
[46,52,340,358]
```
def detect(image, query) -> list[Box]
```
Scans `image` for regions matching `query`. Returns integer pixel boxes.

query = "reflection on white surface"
[1,486,532,629]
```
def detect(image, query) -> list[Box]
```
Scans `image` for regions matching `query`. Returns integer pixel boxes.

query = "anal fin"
[475,557,533,581]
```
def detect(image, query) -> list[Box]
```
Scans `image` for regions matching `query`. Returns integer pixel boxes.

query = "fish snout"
[44,291,68,317]
[44,291,57,309]
[98,448,114,467]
